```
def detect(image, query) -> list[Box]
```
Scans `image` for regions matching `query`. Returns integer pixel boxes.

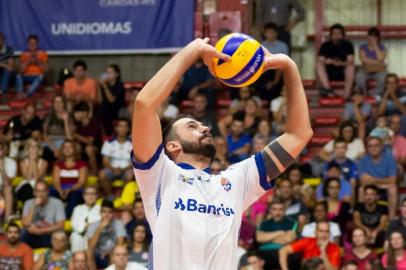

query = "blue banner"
[0,0,194,54]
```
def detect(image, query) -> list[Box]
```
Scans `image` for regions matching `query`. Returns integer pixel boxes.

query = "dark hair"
[270,197,285,207]
[301,257,324,270]
[366,136,383,145]
[130,223,149,252]
[246,249,264,261]
[343,259,359,267]
[313,201,328,212]
[387,231,405,269]
[333,137,347,146]
[73,101,90,113]
[264,22,278,31]
[133,198,143,206]
[108,64,122,81]
[27,34,39,42]
[162,114,196,144]
[386,73,399,84]
[60,139,80,161]
[364,184,379,194]
[277,178,292,188]
[338,120,357,142]
[284,163,303,183]
[330,23,345,36]
[101,199,114,210]
[323,177,341,198]
[351,86,365,96]
[73,60,88,70]
[368,27,380,38]
[402,197,406,205]
[352,227,368,240]
[326,160,341,171]
[6,222,20,232]
[116,117,131,127]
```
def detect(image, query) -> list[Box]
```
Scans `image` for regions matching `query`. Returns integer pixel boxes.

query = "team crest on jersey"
[220,177,232,192]
[178,174,195,185]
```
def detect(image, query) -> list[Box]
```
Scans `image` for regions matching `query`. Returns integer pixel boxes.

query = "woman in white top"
[318,121,365,161]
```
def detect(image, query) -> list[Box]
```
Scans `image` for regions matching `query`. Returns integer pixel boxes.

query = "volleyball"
[213,33,265,88]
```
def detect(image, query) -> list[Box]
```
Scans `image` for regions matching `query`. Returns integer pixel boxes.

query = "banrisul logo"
[174,198,235,217]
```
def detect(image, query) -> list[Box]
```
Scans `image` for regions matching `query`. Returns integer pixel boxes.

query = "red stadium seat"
[313,116,341,126]
[318,97,345,107]
[8,99,29,110]
[208,11,241,44]
[310,134,333,146]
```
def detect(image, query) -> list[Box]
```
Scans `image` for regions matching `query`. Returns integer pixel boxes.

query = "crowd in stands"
[0,1,406,268]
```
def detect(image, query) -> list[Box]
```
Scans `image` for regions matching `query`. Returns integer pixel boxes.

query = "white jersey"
[132,144,271,270]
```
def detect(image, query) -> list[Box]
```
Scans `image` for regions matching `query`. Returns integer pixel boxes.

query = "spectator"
[229,87,260,115]
[319,121,365,161]
[86,199,126,269]
[343,87,373,123]
[63,60,99,108]
[21,181,65,248]
[16,34,48,97]
[353,184,389,248]
[191,93,220,136]
[386,198,406,246]
[51,140,87,217]
[97,64,126,135]
[0,141,15,220]
[43,94,74,156]
[33,230,72,270]
[256,198,298,270]
[255,0,305,52]
[17,138,48,203]
[209,158,223,175]
[128,224,149,267]
[369,115,394,151]
[69,251,96,270]
[226,118,252,163]
[219,97,262,137]
[358,136,397,218]
[0,222,33,269]
[277,178,309,232]
[389,114,406,167]
[355,27,387,95]
[256,119,274,141]
[285,164,313,207]
[317,24,355,98]
[105,245,146,270]
[342,260,360,270]
[214,136,230,168]
[244,250,266,270]
[317,164,352,203]
[2,103,43,158]
[125,199,152,244]
[0,32,14,94]
[99,118,133,196]
[73,101,102,175]
[343,228,377,270]
[301,258,325,270]
[301,201,341,244]
[381,231,406,270]
[270,87,288,135]
[377,73,406,116]
[70,186,101,252]
[251,133,267,154]
[279,221,341,270]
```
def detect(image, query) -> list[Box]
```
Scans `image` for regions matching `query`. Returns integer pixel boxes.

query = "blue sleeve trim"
[254,153,272,191]
[131,144,164,170]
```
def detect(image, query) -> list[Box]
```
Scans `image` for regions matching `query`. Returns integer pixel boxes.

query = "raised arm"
[260,53,313,179]
[132,38,229,162]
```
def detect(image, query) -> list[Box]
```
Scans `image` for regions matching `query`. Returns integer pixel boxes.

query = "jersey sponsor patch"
[174,197,235,216]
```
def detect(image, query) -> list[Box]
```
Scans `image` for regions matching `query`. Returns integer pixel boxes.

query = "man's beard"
[180,137,216,160]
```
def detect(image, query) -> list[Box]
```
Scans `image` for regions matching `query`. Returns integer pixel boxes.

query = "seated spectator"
[190,93,220,136]
[229,87,261,115]
[343,87,373,123]
[86,199,126,269]
[385,198,406,246]
[317,24,355,98]
[390,114,406,167]
[21,181,65,248]
[69,251,96,270]
[302,201,341,244]
[342,260,360,270]
[17,138,48,203]
[219,98,262,137]
[33,230,72,270]
[255,119,274,141]
[318,121,365,162]
[270,87,287,135]
[279,221,341,270]
[97,64,126,135]
[251,133,268,154]
[285,164,313,207]
[353,185,388,248]
[16,34,48,97]
[377,73,406,116]
[256,198,298,269]
[209,158,223,175]
[355,27,387,95]
[73,102,102,175]
[125,199,152,244]
[0,142,15,220]
[226,119,252,163]
[0,32,14,94]
[51,140,87,217]
[214,136,230,168]
[244,250,265,270]
[369,115,394,152]
[2,103,43,158]
[64,60,99,108]
[277,178,309,232]
[0,222,33,269]
[70,186,101,253]
[317,164,352,203]
[343,228,377,270]
[358,136,397,218]
[99,118,133,196]
[43,94,74,156]
[381,231,406,270]
[105,245,146,270]
[128,224,149,267]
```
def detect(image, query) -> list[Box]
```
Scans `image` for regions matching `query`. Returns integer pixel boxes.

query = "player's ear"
[165,141,182,155]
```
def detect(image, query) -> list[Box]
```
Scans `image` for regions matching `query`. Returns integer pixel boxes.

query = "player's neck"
[176,153,210,170]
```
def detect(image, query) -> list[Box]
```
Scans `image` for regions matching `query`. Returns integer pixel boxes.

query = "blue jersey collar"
[177,162,211,174]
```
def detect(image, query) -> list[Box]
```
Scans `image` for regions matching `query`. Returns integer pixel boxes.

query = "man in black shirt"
[0,32,14,94]
[353,184,388,247]
[317,24,355,99]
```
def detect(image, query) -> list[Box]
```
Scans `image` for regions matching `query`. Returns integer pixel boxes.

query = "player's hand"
[196,38,230,76]
[262,48,294,71]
